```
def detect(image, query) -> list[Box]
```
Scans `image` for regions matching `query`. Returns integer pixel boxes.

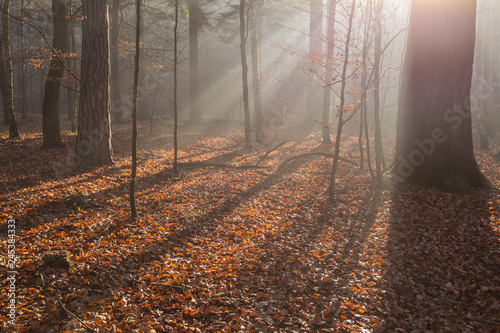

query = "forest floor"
[1,115,499,333]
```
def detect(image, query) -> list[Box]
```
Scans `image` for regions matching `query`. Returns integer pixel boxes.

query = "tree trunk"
[138,7,150,121]
[0,0,18,138]
[302,0,323,130]
[110,0,123,122]
[173,0,179,173]
[187,0,202,125]
[42,0,70,149]
[20,0,27,119]
[321,0,337,145]
[75,0,114,169]
[130,0,141,219]
[328,0,356,202]
[392,0,489,192]
[250,1,264,143]
[240,0,253,150]
[373,0,384,187]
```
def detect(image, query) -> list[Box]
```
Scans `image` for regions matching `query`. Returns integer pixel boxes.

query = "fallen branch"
[179,161,270,170]
[54,293,98,332]
[41,273,98,332]
[278,152,357,168]
[255,141,288,165]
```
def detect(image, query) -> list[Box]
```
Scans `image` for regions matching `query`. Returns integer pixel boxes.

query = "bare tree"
[130,0,141,219]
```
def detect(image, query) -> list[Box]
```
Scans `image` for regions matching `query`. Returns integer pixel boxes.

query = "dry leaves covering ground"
[0,116,499,332]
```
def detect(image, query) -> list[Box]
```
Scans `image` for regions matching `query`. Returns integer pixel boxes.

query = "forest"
[0,0,499,331]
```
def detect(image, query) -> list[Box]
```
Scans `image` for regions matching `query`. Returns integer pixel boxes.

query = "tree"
[302,0,323,130]
[0,0,19,138]
[391,0,489,192]
[75,0,114,169]
[42,0,70,149]
[372,0,384,187]
[240,0,253,150]
[321,0,337,145]
[110,0,123,122]
[173,0,179,173]
[187,0,202,125]
[130,0,142,219]
[250,0,264,143]
[328,0,357,202]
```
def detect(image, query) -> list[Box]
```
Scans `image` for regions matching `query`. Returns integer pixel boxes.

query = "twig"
[255,141,288,165]
[54,292,98,332]
[450,313,500,327]
[278,152,357,168]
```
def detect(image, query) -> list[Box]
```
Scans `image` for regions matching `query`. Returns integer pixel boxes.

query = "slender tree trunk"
[0,0,18,138]
[110,0,122,122]
[250,1,264,143]
[75,0,113,169]
[392,0,489,192]
[173,0,179,173]
[240,0,253,150]
[138,7,150,121]
[373,0,384,187]
[42,0,70,149]
[20,0,27,118]
[130,0,141,219]
[302,0,323,130]
[321,0,337,145]
[328,0,356,202]
[187,0,202,124]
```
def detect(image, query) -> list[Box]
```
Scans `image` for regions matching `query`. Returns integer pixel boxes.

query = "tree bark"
[75,0,113,169]
[0,0,18,138]
[392,0,489,192]
[42,0,70,149]
[187,0,202,125]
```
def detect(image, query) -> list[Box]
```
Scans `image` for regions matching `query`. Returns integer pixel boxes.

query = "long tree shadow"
[382,183,500,331]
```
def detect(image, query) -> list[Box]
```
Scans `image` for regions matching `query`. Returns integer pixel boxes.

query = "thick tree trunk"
[0,0,18,138]
[240,0,253,150]
[392,0,489,192]
[42,0,69,149]
[187,0,202,125]
[321,0,337,145]
[75,0,113,169]
[250,1,264,143]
